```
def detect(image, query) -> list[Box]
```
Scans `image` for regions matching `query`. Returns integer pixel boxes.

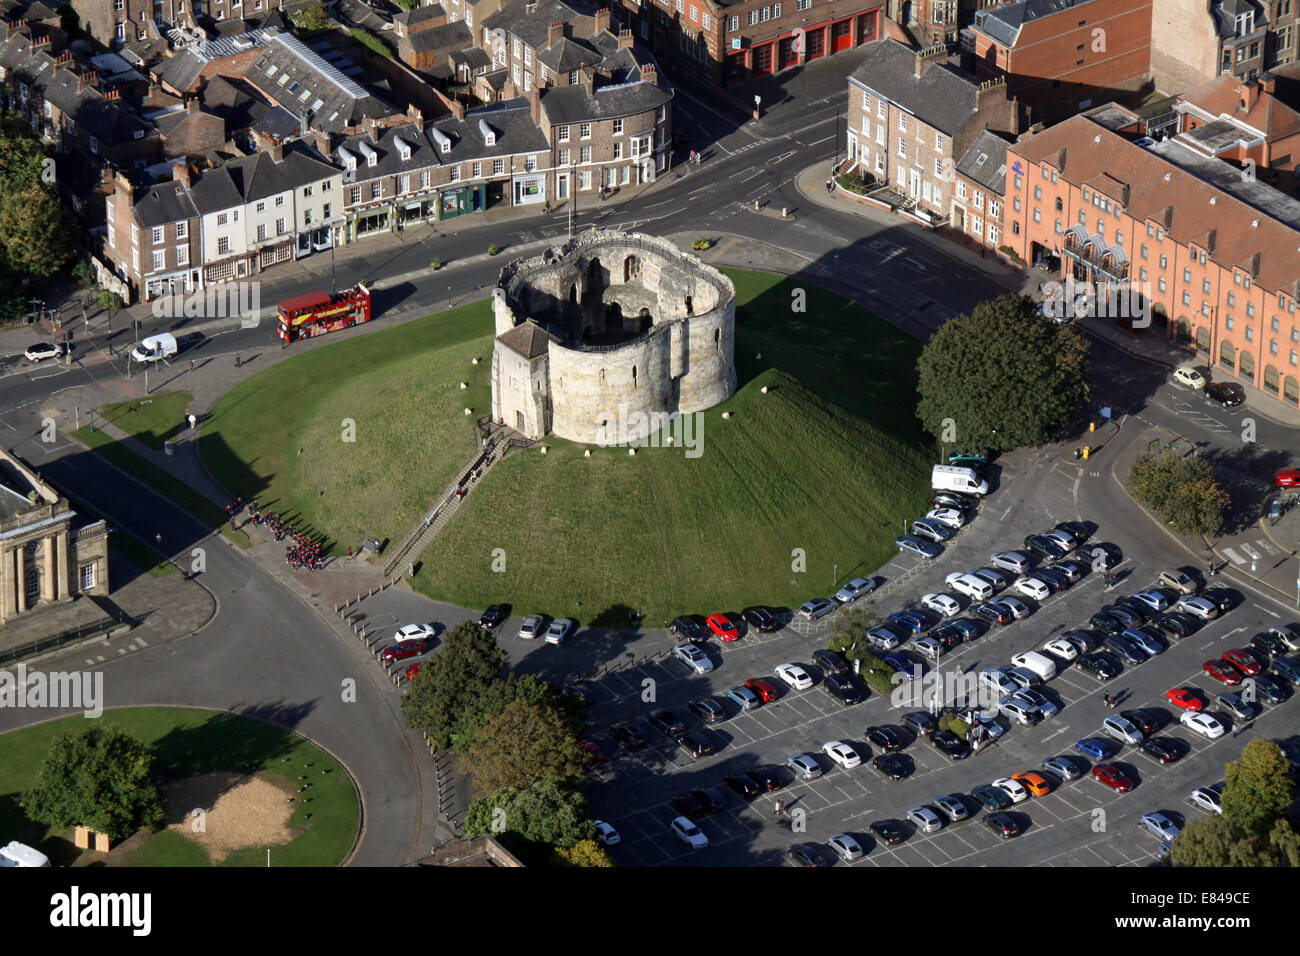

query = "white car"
[1174,365,1207,389]
[1013,576,1051,601]
[1188,785,1224,815]
[992,777,1030,804]
[822,740,862,769]
[1043,637,1078,661]
[997,698,1040,726]
[907,805,944,833]
[594,820,621,846]
[926,507,967,530]
[393,623,437,643]
[673,641,714,674]
[835,577,877,604]
[545,618,574,645]
[921,592,961,616]
[670,816,708,849]
[774,662,813,690]
[1176,595,1219,621]
[517,615,544,639]
[995,596,1032,620]
[23,342,64,363]
[827,832,864,861]
[1181,711,1225,739]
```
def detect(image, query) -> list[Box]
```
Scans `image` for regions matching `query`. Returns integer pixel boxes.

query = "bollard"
[1082,446,1091,460]
[754,199,759,210]
[1089,421,1096,432]
[782,207,788,217]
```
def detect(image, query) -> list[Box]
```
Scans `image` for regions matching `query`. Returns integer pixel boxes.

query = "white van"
[932,464,989,497]
[0,840,51,867]
[1009,650,1057,682]
[131,331,178,363]
[946,572,993,602]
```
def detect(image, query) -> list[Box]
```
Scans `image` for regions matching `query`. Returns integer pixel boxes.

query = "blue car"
[1123,626,1165,656]
[888,611,928,633]
[1075,737,1118,761]
[881,653,916,680]
[725,685,762,711]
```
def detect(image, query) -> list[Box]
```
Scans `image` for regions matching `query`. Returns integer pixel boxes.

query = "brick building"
[1003,111,1300,410]
[845,39,1019,224]
[884,0,1002,47]
[964,0,1153,122]
[1150,0,1300,95]
[951,126,1012,249]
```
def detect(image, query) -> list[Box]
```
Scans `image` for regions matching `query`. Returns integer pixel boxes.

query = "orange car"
[1011,771,1052,797]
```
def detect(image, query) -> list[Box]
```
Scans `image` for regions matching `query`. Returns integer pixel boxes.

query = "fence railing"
[0,611,129,666]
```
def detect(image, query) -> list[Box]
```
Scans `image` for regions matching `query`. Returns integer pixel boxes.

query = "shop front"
[511,174,546,207]
[439,183,484,220]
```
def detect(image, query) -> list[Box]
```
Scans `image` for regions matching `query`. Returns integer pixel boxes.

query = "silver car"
[1012,688,1058,718]
[990,551,1032,574]
[911,518,951,542]
[913,636,943,660]
[517,614,544,639]
[1102,714,1144,745]
[1176,595,1219,621]
[672,641,714,674]
[933,793,969,822]
[835,577,877,604]
[971,567,1008,590]
[798,597,837,621]
[827,832,864,861]
[787,753,823,780]
[906,805,944,833]
[1139,811,1182,842]
[1188,784,1224,814]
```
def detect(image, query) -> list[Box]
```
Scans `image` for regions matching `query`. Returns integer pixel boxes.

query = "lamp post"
[754,94,762,120]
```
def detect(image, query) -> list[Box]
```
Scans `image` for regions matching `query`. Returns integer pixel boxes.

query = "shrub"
[98,289,124,310]
[836,171,872,196]
[430,258,442,271]
[70,257,95,287]
[998,245,1027,267]
[488,245,499,256]
[691,238,712,251]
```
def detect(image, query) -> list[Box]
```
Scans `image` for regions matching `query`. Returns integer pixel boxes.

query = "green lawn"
[94,391,195,451]
[0,707,359,866]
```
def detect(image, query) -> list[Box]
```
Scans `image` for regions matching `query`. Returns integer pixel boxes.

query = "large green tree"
[916,293,1091,452]
[464,780,596,851]
[458,696,587,794]
[399,620,504,749]
[22,725,164,841]
[1128,451,1229,537]
[0,116,75,281]
[1222,739,1296,836]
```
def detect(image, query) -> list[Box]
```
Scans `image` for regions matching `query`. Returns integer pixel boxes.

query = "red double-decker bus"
[277,283,372,343]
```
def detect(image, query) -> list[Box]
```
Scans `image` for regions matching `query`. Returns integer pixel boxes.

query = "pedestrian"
[826,178,834,194]
[347,546,353,559]
[188,413,197,431]
[235,353,241,368]
[773,800,782,817]
[189,359,195,373]
[1102,691,1111,707]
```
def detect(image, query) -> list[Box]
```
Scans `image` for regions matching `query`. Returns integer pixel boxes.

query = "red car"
[1166,687,1203,711]
[581,739,605,768]
[707,613,740,641]
[1203,659,1243,686]
[403,663,422,681]
[1222,648,1263,677]
[382,638,428,663]
[744,677,779,703]
[1092,764,1135,793]
[1278,469,1300,489]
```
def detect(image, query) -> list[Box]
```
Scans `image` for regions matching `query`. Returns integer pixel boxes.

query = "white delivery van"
[1009,650,1057,682]
[0,840,51,867]
[932,464,989,496]
[131,332,178,363]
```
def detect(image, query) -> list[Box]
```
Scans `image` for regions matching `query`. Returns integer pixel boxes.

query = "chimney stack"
[548,21,565,47]
[314,129,332,156]
[8,18,27,39]
[1237,80,1261,111]
[186,94,198,113]
[913,43,945,78]
[173,161,193,188]
[115,170,136,205]
[594,7,611,35]
[527,84,541,125]
[641,63,657,87]
[105,88,120,101]
[408,105,424,127]
[617,28,633,49]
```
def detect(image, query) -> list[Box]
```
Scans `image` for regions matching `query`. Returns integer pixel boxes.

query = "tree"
[1222,739,1295,837]
[1128,451,1228,537]
[457,672,567,743]
[459,697,587,794]
[22,725,164,841]
[552,839,615,867]
[0,185,75,277]
[828,603,878,654]
[290,1,327,31]
[399,620,504,749]
[463,781,595,850]
[915,293,1091,452]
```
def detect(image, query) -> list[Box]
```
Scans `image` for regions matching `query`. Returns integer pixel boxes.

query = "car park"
[747,766,785,792]
[1107,602,1147,626]
[912,518,952,542]
[835,577,877,604]
[1024,534,1065,560]
[787,753,824,780]
[1102,714,1145,745]
[673,642,713,674]
[1131,590,1171,614]
[1062,629,1101,653]
[649,709,687,736]
[972,602,1011,625]
[669,615,708,642]
[929,625,964,651]
[984,813,1021,839]
[1046,561,1085,584]
[948,451,989,467]
[477,605,506,630]
[774,663,814,690]
[1042,755,1086,780]
[872,754,910,780]
[1011,688,1058,718]
[907,805,944,833]
[688,696,727,723]
[1089,612,1125,635]
[931,730,970,759]
[901,712,937,736]
[692,787,727,814]
[1203,659,1243,686]
[565,682,595,708]
[1139,812,1182,842]
[867,624,905,650]
[1222,648,1263,676]
[786,843,826,867]
[798,597,837,621]
[1043,637,1079,661]
[1004,667,1043,691]
[1158,569,1197,594]
[1043,529,1077,554]
[933,490,978,510]
[1166,687,1204,711]
[1081,543,1118,570]
[998,697,1042,727]
[1188,784,1225,815]
[946,572,993,601]
[742,606,780,632]
[866,725,904,751]
[992,777,1029,803]
[1174,365,1207,388]
[824,672,867,705]
[1013,576,1051,601]
[1181,711,1226,739]
[1009,650,1058,681]
[744,678,779,702]
[827,833,865,861]
[1077,651,1121,680]
[1252,631,1290,658]
[990,551,1033,574]
[882,653,915,680]
[594,821,620,846]
[1092,764,1136,793]
[926,507,968,530]
[1267,626,1300,652]
[897,535,941,558]
[869,819,908,845]
[706,613,740,641]
[933,794,970,822]
[973,712,1006,740]
[980,668,1020,698]
[1011,771,1052,797]
[823,740,862,769]
[543,618,575,645]
[1251,675,1290,705]
[1199,588,1236,614]
[724,773,760,800]
[995,596,1032,620]
[610,721,646,749]
[971,783,1014,810]
[670,816,708,849]
[1216,692,1255,722]
[518,615,544,639]
[1176,595,1219,621]
[1076,737,1119,760]
[403,663,422,682]
[725,685,762,710]
[1119,710,1161,737]
[1035,568,1071,592]
[913,636,944,660]
[1152,612,1195,638]
[380,637,428,663]
[948,618,981,642]
[921,592,962,616]
[1123,626,1165,657]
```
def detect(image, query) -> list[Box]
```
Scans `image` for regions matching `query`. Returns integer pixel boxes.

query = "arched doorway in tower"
[624,254,640,282]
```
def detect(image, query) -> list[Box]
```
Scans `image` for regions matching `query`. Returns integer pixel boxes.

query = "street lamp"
[754,94,762,119]
[833,563,837,590]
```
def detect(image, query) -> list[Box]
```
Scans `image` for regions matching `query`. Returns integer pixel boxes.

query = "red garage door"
[778,36,798,69]
[831,19,852,52]
[857,9,879,45]
[724,50,749,82]
[752,42,773,73]
[806,26,825,60]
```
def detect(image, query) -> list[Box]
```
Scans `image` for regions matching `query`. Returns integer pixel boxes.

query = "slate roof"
[427,98,549,163]
[450,47,493,72]
[335,122,437,180]
[201,74,302,141]
[847,39,982,137]
[536,36,602,74]
[539,64,670,127]
[482,0,597,50]
[972,0,1083,48]
[188,140,337,213]
[133,176,201,228]
[393,3,446,27]
[404,20,472,54]
[955,129,1013,196]
[1179,72,1300,142]
[497,319,558,359]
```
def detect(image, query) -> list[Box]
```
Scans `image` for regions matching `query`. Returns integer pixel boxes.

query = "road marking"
[1223,547,1245,565]
[1240,544,1261,560]
[1256,538,1279,555]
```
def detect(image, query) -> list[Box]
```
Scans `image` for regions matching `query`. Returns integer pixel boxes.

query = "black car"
[724,772,760,800]
[1107,601,1148,625]
[1077,651,1121,680]
[675,732,714,759]
[787,843,826,867]
[931,730,970,760]
[930,625,963,651]
[1121,709,1161,736]
[1024,534,1065,560]
[985,812,1021,839]
[1153,612,1195,638]
[670,792,705,819]
[747,765,785,792]
[824,671,867,705]
[813,648,850,676]
[1273,656,1300,684]
[1139,737,1183,763]
[950,618,982,642]
[609,721,646,749]
[1081,543,1117,569]
[1055,521,1091,543]
[1104,633,1147,665]
[649,709,687,736]
[1205,381,1245,407]
[477,605,506,629]
[973,602,1011,625]
[901,712,936,736]
[1200,587,1236,613]
[742,606,780,632]
[869,819,908,845]
[866,725,904,751]
[932,490,977,510]
[688,696,728,723]
[668,615,707,641]
[1062,629,1101,654]
[1252,632,1290,659]
[691,786,727,814]
[872,753,910,780]
[1251,675,1290,705]
[1047,560,1087,582]
[1036,568,1071,592]
[1089,612,1125,635]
